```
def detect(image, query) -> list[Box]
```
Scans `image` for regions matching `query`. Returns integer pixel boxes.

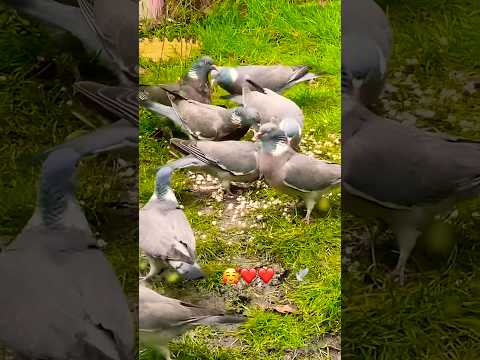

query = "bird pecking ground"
[342,0,480,358]
[139,0,341,359]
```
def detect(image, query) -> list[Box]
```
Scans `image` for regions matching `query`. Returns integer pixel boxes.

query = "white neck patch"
[188,68,199,80]
[279,119,302,138]
[375,44,387,76]
[228,68,239,82]
[231,112,242,126]
[271,142,289,156]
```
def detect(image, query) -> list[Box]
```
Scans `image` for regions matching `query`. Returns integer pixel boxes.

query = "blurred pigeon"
[0,148,134,359]
[211,64,321,95]
[342,0,392,106]
[343,91,480,284]
[139,285,244,360]
[74,81,138,126]
[140,56,217,105]
[78,0,138,84]
[6,0,137,84]
[170,138,260,193]
[140,160,204,281]
[231,79,304,149]
[139,89,260,141]
[40,120,137,158]
[256,123,341,223]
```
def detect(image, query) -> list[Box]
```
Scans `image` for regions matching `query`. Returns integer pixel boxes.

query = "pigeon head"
[256,122,288,144]
[279,118,302,146]
[231,106,260,127]
[188,56,217,82]
[169,261,205,280]
[39,148,82,227]
[154,165,177,202]
[342,33,385,98]
[210,66,236,87]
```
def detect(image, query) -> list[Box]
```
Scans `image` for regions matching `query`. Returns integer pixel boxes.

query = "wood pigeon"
[343,92,480,284]
[256,123,341,223]
[211,64,321,96]
[139,285,244,360]
[139,88,260,141]
[140,160,204,281]
[0,148,135,359]
[140,56,217,105]
[170,138,260,193]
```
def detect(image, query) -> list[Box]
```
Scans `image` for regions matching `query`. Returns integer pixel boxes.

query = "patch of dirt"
[283,334,341,360]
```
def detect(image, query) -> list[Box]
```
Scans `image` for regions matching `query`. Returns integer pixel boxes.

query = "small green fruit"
[318,197,331,212]
[165,272,181,284]
[424,221,455,256]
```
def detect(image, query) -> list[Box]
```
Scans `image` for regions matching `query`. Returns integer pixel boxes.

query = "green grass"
[342,1,480,358]
[0,5,138,356]
[139,0,340,359]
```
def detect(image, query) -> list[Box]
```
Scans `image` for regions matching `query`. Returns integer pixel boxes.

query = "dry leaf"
[273,304,299,314]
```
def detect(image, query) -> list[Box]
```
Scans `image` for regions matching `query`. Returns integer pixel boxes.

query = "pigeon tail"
[141,98,184,129]
[281,72,322,92]
[197,314,245,326]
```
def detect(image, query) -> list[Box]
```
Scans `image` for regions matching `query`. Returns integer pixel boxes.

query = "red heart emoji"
[240,268,257,284]
[258,267,274,284]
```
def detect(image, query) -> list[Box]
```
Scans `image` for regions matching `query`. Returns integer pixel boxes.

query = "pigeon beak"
[254,131,263,140]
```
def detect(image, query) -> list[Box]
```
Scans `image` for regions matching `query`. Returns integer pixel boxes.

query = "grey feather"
[6,0,137,85]
[41,121,137,159]
[170,138,260,192]
[139,285,244,359]
[78,0,138,84]
[74,81,138,126]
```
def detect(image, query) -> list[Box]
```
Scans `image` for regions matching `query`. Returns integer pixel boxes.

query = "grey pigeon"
[6,0,137,85]
[78,0,138,84]
[139,285,244,360]
[74,81,138,126]
[139,89,260,141]
[170,138,260,193]
[211,64,321,95]
[41,120,137,158]
[140,56,217,105]
[0,148,134,359]
[140,160,204,281]
[256,123,341,223]
[342,0,392,106]
[343,92,480,284]
[232,79,304,149]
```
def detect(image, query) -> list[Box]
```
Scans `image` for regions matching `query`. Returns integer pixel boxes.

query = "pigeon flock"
[138,56,341,356]
[1,0,477,358]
